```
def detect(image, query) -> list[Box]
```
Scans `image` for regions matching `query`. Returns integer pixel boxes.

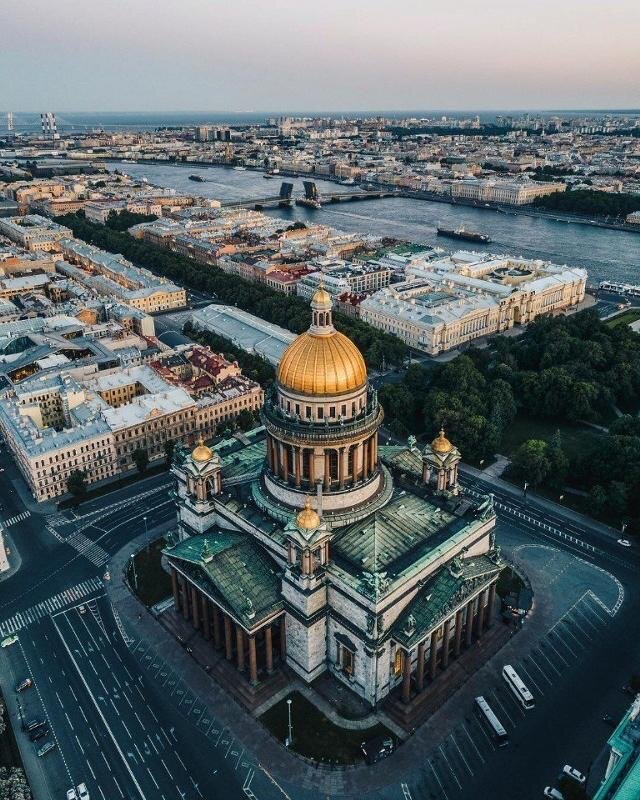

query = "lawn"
[605,309,640,329]
[260,691,391,765]
[499,416,604,462]
[127,537,172,607]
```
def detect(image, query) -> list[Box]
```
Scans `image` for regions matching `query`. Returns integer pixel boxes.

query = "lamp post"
[286,698,293,748]
[130,554,138,591]
[143,515,148,552]
[523,481,529,501]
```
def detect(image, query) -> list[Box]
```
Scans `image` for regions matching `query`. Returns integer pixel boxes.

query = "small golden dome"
[431,429,453,455]
[312,285,332,307]
[192,437,214,463]
[296,499,321,530]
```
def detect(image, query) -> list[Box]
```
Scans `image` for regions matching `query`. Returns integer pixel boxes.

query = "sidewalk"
[461,463,621,540]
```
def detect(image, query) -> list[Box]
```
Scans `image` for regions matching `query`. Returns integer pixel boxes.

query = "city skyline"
[3,0,639,111]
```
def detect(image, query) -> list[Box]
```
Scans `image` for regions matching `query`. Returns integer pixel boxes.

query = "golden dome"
[296,499,321,530]
[192,437,214,463]
[431,429,453,455]
[278,330,367,396]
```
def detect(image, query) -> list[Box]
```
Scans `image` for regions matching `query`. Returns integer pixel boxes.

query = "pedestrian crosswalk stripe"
[0,577,104,637]
[2,511,31,528]
[62,531,110,567]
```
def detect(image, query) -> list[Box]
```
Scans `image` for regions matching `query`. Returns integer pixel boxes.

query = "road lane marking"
[437,744,462,789]
[461,722,485,763]
[429,761,450,800]
[52,615,147,799]
[449,733,473,776]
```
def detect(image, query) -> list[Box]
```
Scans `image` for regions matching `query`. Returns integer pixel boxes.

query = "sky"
[2,0,639,112]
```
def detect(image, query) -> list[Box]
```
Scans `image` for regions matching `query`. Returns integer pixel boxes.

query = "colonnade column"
[248,636,258,685]
[280,620,287,661]
[224,615,233,661]
[324,451,331,490]
[402,648,412,704]
[442,619,451,669]
[190,586,200,630]
[416,641,426,693]
[486,582,497,628]
[179,576,189,620]
[201,595,210,640]
[338,447,346,489]
[212,605,222,649]
[453,609,464,658]
[465,598,476,647]
[282,446,289,483]
[429,628,439,680]
[265,626,274,673]
[294,447,302,488]
[475,590,487,638]
[171,568,180,611]
[235,625,245,673]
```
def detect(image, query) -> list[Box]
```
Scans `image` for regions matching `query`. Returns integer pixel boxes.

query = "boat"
[340,178,356,186]
[233,166,247,171]
[189,174,205,182]
[295,198,322,210]
[263,174,274,179]
[599,281,640,298]
[436,226,492,244]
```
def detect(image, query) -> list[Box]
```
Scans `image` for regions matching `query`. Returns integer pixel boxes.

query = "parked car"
[16,677,33,692]
[617,539,632,547]
[1,634,18,648]
[78,604,87,614]
[25,718,45,732]
[37,741,56,757]
[360,735,395,765]
[562,765,586,784]
[77,783,90,800]
[543,789,564,799]
[66,790,78,800]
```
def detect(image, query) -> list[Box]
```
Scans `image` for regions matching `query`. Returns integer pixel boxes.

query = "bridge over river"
[222,180,398,210]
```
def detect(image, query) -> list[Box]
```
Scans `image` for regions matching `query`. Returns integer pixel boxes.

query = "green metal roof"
[163,531,283,629]
[593,699,640,800]
[332,491,457,575]
[392,554,503,647]
[220,440,266,483]
[380,444,423,478]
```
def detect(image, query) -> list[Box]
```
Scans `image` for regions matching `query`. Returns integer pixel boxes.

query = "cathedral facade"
[164,288,502,708]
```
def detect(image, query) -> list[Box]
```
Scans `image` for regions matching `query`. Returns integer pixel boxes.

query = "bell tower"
[173,438,223,539]
[281,500,331,681]
[422,429,461,496]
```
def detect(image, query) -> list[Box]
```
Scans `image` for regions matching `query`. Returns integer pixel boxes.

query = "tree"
[511,440,551,487]
[236,409,255,431]
[132,447,149,473]
[163,439,175,465]
[546,430,569,490]
[67,469,87,501]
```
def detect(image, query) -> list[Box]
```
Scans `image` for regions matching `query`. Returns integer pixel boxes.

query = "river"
[109,161,639,284]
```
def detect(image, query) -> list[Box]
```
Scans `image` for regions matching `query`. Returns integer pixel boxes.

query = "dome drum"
[262,398,383,445]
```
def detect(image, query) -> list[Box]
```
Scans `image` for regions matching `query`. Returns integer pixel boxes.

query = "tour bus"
[474,696,508,747]
[502,664,535,709]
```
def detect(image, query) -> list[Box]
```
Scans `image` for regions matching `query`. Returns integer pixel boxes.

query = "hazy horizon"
[3,0,639,111]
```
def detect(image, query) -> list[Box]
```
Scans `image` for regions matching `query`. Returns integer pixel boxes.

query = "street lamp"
[143,516,149,553]
[130,554,138,591]
[286,698,293,748]
[523,481,529,500]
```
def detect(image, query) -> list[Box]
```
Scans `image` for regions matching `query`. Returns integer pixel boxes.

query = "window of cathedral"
[337,642,354,676]
[329,406,336,418]
[393,647,404,677]
[317,407,323,419]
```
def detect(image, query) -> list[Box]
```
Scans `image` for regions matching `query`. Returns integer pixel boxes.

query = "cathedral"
[163,288,502,708]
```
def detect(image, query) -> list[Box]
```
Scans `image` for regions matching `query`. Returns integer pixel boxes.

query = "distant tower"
[6,112,14,132]
[41,112,59,140]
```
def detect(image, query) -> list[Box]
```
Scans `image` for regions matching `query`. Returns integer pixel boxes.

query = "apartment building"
[0,215,72,251]
[450,179,566,205]
[0,350,263,502]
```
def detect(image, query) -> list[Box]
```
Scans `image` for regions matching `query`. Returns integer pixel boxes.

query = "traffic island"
[259,691,393,765]
[0,690,31,800]
[126,536,172,607]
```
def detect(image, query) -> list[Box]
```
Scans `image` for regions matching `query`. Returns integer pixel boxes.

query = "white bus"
[502,665,535,709]
[474,696,508,747]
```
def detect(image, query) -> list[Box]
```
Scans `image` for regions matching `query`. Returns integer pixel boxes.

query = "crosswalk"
[0,577,104,637]
[2,510,31,528]
[60,529,110,567]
